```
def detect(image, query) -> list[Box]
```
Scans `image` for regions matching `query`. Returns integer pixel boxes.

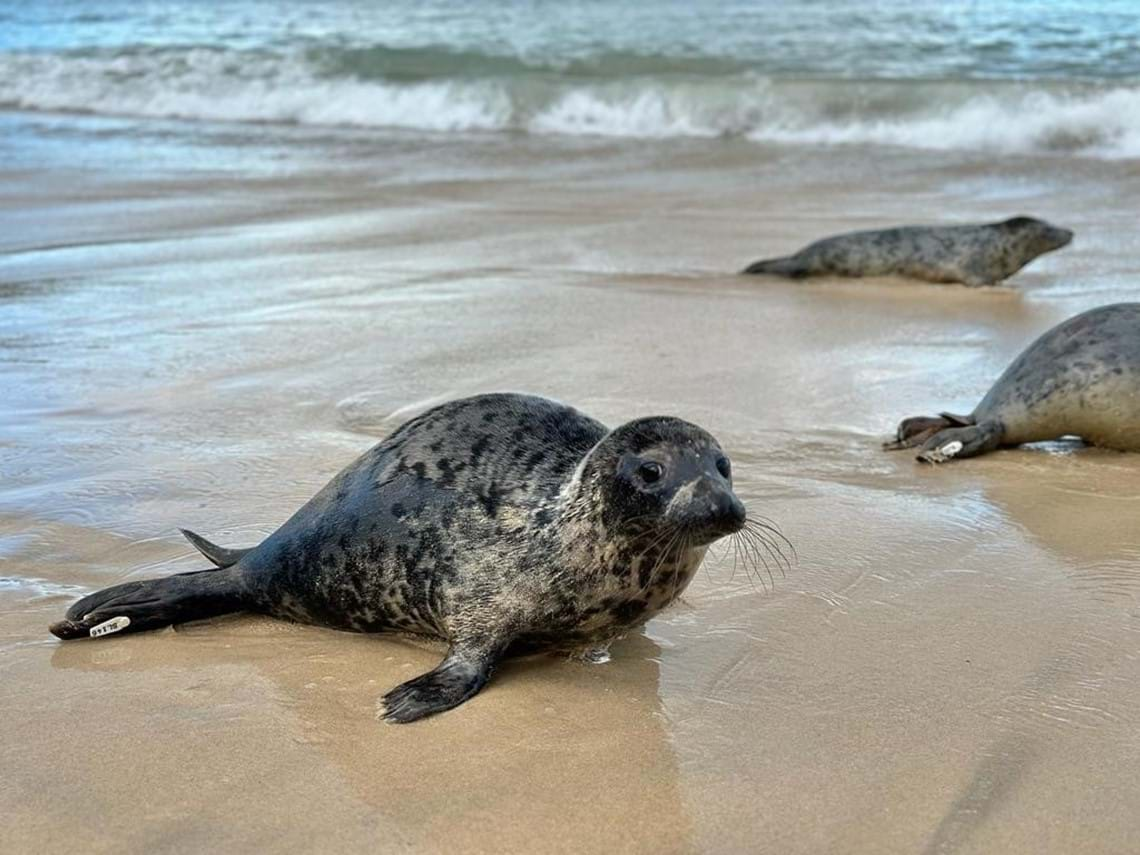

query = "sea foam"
[2,47,1139,158]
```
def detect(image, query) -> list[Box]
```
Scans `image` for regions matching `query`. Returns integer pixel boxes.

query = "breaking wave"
[2,45,1139,158]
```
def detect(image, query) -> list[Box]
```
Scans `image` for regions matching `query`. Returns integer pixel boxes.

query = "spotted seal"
[49,393,763,722]
[742,216,1072,287]
[887,303,1140,463]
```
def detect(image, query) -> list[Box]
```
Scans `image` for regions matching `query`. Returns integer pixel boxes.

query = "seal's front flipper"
[180,528,253,569]
[916,421,1003,464]
[380,646,500,724]
[49,568,245,640]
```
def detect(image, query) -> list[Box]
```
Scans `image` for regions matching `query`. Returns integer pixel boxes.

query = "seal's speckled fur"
[887,303,1140,463]
[50,393,747,722]
[743,216,1072,287]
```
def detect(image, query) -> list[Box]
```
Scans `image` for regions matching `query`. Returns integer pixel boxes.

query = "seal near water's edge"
[886,303,1140,463]
[742,217,1072,287]
[49,393,779,722]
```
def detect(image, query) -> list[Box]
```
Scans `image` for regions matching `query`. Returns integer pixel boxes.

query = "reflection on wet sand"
[981,450,1140,574]
[42,618,691,852]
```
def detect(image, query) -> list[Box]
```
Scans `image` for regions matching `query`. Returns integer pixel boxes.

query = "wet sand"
[3,115,1140,854]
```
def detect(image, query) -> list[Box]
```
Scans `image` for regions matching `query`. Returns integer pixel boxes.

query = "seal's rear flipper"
[916,421,1003,464]
[49,568,245,640]
[379,646,499,724]
[741,256,809,278]
[884,413,976,451]
[180,528,253,569]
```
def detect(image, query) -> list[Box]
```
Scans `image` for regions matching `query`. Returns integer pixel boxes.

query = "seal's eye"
[716,456,731,478]
[637,461,664,484]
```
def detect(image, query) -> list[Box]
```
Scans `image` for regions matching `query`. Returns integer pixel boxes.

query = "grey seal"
[887,303,1140,463]
[49,393,776,722]
[742,216,1073,287]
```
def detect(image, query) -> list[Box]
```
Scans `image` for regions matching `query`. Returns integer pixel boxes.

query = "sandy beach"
[3,107,1140,854]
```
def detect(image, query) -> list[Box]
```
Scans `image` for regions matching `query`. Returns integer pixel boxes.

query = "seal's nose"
[719,491,746,531]
[697,480,746,535]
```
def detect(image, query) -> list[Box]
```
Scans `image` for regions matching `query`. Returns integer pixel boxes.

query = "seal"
[49,393,772,722]
[886,303,1140,463]
[742,216,1073,287]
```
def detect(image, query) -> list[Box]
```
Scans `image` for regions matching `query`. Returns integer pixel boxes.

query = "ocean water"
[3,0,1140,158]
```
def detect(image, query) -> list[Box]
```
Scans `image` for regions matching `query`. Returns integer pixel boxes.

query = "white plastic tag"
[89,616,131,638]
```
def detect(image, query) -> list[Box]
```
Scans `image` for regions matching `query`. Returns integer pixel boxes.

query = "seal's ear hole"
[716,456,731,478]
[637,461,664,484]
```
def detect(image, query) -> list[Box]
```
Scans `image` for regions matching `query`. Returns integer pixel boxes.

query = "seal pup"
[49,393,772,722]
[887,303,1140,463]
[742,216,1072,287]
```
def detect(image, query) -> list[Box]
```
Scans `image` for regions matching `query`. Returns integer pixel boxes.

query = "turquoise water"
[2,0,1140,155]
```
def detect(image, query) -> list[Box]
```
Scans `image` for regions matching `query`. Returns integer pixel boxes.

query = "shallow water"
[2,108,1140,852]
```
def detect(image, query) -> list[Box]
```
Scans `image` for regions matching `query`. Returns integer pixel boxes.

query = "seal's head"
[1001,216,1074,255]
[578,416,746,547]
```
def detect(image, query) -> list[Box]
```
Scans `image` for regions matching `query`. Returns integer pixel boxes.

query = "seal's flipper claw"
[379,648,497,724]
[917,438,965,464]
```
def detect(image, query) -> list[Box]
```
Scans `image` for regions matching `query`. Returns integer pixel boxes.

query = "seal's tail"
[49,568,245,640]
[741,256,808,277]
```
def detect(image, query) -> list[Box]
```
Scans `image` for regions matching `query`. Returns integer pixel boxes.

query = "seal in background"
[743,217,1072,287]
[888,303,1140,462]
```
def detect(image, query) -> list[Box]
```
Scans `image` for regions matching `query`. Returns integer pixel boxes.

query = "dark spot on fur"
[476,481,506,517]
[437,458,456,486]
[470,434,491,464]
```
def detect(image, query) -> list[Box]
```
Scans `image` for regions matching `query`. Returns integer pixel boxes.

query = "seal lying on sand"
[887,303,1140,463]
[742,217,1072,287]
[50,393,778,722]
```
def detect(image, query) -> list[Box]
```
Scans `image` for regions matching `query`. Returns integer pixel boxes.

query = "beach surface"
[3,112,1140,854]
